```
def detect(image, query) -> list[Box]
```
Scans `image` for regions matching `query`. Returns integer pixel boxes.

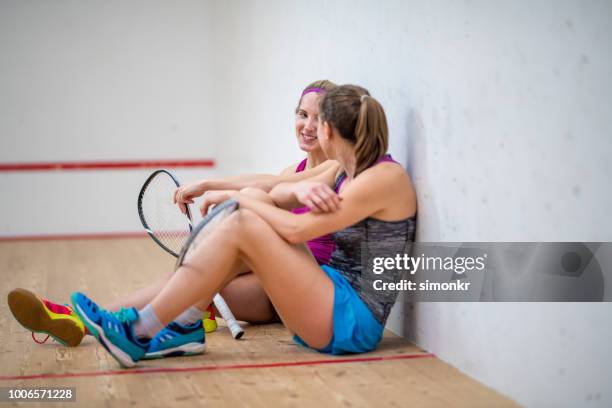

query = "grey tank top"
[328,156,417,324]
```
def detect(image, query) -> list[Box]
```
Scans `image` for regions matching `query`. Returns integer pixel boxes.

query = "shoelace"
[110,307,133,322]
[31,332,50,344]
[95,307,133,328]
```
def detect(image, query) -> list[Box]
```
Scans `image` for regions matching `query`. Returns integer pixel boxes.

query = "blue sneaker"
[143,320,206,359]
[70,292,147,368]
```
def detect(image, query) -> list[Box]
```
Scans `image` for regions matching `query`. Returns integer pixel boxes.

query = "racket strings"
[140,174,192,256]
[152,229,189,254]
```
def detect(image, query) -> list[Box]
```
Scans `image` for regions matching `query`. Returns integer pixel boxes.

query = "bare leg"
[208,187,280,323]
[214,273,279,323]
[106,271,173,311]
[105,256,277,323]
[106,187,278,319]
[105,262,255,312]
[149,209,334,349]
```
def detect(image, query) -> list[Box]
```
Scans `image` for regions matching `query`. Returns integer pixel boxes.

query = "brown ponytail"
[319,85,388,176]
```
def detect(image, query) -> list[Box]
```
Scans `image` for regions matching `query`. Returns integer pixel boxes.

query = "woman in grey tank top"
[139,84,417,353]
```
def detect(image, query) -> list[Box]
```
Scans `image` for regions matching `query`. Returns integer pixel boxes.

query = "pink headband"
[301,87,326,96]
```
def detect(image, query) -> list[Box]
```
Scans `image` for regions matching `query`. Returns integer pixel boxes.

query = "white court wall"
[208,1,612,407]
[1,1,611,406]
[0,0,218,235]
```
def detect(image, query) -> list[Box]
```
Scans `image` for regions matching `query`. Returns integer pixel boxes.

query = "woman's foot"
[7,288,86,347]
[71,292,148,367]
[143,320,206,359]
[203,305,217,333]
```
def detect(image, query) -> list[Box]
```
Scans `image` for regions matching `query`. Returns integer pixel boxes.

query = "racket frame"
[137,169,193,258]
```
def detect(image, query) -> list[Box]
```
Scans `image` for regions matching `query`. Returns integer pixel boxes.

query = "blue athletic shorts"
[293,265,384,355]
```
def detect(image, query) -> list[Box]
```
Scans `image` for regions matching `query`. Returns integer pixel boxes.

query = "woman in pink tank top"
[282,80,338,265]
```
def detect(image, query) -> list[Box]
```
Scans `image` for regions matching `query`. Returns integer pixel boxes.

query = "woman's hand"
[293,181,342,213]
[199,190,236,216]
[174,181,207,215]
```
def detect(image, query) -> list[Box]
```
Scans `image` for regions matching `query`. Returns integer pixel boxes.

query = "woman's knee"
[219,273,278,323]
[222,208,270,244]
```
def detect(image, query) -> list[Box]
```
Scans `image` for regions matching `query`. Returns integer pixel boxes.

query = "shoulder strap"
[295,158,308,173]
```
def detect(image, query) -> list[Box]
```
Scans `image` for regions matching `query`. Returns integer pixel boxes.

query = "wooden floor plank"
[0,239,519,407]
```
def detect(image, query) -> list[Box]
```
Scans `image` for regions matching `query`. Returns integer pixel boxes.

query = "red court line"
[0,353,435,381]
[0,231,149,242]
[0,159,215,172]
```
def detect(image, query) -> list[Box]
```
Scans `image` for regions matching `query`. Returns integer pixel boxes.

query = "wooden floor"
[0,238,519,407]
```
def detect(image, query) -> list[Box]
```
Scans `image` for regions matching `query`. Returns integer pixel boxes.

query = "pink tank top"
[291,159,335,265]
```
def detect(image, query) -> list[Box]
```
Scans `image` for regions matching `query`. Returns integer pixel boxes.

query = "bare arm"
[174,160,340,212]
[236,164,414,244]
[199,160,338,192]
[268,165,341,210]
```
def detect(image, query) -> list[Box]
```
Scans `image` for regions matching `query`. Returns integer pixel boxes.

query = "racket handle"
[213,293,244,340]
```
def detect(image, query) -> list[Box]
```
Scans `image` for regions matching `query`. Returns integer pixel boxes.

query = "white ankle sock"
[174,306,204,326]
[133,304,164,340]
